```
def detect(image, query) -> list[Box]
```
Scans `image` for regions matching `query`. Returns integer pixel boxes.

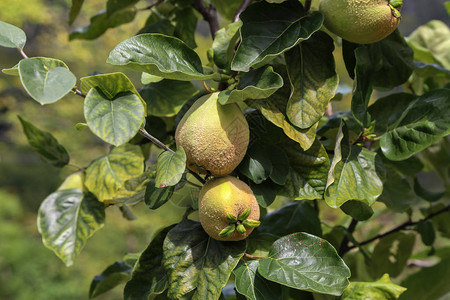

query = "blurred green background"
[0,0,448,299]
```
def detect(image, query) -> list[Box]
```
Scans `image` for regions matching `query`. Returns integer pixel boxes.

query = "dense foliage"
[1,0,450,299]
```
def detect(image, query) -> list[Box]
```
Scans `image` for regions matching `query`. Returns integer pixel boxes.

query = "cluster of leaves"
[1,0,450,299]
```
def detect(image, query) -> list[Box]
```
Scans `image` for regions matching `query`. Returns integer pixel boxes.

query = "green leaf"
[18,116,70,167]
[377,165,418,212]
[400,257,450,300]
[280,138,330,200]
[417,220,436,246]
[85,144,144,202]
[155,147,186,188]
[107,34,215,81]
[351,30,414,127]
[218,66,283,104]
[139,79,198,117]
[233,260,282,300]
[285,31,338,129]
[89,261,132,299]
[0,20,26,49]
[341,274,406,300]
[69,8,136,40]
[367,93,418,134]
[380,89,450,161]
[69,0,85,25]
[141,73,163,84]
[413,61,450,79]
[258,201,322,237]
[84,88,145,146]
[258,233,350,295]
[413,177,445,202]
[106,0,139,17]
[124,225,175,300]
[340,201,374,222]
[267,145,289,185]
[162,220,246,299]
[372,232,415,278]
[81,72,141,99]
[2,63,19,76]
[249,180,279,208]
[238,143,272,184]
[173,7,198,49]
[18,58,76,105]
[38,189,105,266]
[248,82,317,151]
[105,170,152,207]
[231,0,323,71]
[325,122,384,208]
[407,20,450,69]
[145,177,175,209]
[212,21,242,70]
[209,0,241,20]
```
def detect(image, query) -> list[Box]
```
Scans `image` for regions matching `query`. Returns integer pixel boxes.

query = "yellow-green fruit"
[199,176,260,241]
[319,0,401,44]
[175,92,249,177]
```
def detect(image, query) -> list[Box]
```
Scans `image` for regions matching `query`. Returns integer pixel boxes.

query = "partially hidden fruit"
[319,0,402,44]
[175,92,249,177]
[199,176,260,241]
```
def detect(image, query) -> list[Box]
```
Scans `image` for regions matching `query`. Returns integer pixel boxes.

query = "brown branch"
[192,0,219,39]
[139,128,173,152]
[304,0,312,12]
[347,204,450,252]
[233,0,253,23]
[72,88,86,97]
[338,219,358,256]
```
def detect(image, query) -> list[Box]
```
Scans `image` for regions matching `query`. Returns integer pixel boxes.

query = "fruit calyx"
[219,207,261,238]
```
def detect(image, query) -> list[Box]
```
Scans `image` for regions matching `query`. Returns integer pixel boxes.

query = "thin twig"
[138,129,206,184]
[68,163,85,171]
[139,128,173,152]
[347,204,450,252]
[338,219,358,256]
[188,170,206,185]
[72,88,86,97]
[233,0,253,23]
[183,207,194,220]
[137,0,164,11]
[192,0,219,39]
[304,0,312,12]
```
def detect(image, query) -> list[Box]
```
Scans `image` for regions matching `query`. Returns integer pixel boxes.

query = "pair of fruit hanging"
[176,92,259,241]
[175,0,403,241]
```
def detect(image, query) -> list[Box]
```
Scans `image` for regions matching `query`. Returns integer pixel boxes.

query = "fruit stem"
[201,80,212,93]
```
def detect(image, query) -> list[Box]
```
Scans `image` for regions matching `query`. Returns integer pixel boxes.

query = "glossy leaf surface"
[38,189,105,266]
[258,233,350,295]
[163,220,246,299]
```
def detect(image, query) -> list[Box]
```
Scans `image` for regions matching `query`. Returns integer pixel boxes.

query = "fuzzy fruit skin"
[319,0,400,44]
[175,92,249,177]
[199,176,260,241]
